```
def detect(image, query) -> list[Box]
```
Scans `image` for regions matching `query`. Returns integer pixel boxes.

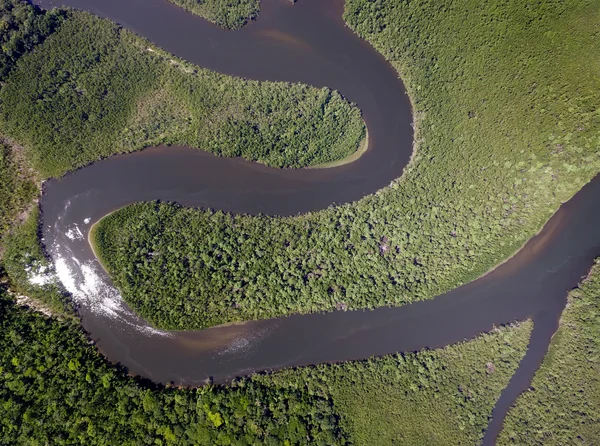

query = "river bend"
[33,0,600,443]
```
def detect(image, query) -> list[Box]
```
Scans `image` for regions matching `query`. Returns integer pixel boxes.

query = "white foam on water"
[65,225,84,241]
[43,194,169,336]
[54,256,78,294]
[27,272,54,286]
[47,198,169,334]
[53,250,170,337]
[217,323,274,357]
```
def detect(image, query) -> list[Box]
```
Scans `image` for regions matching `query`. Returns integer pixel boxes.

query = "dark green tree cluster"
[169,0,259,29]
[0,12,160,176]
[0,10,364,178]
[0,0,66,81]
[95,0,600,329]
[0,288,346,445]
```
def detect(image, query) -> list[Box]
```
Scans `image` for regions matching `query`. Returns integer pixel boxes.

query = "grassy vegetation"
[0,139,37,245]
[2,1,587,443]
[0,277,532,444]
[0,124,69,316]
[168,0,259,30]
[0,5,73,316]
[498,261,600,445]
[93,0,600,329]
[0,8,364,178]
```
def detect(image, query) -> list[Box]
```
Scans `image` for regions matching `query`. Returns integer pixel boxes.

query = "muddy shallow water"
[34,0,600,443]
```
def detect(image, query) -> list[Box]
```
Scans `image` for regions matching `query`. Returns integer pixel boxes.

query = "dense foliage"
[0,0,66,81]
[499,261,600,444]
[0,279,531,444]
[0,289,347,445]
[94,0,600,329]
[0,10,364,177]
[169,0,259,29]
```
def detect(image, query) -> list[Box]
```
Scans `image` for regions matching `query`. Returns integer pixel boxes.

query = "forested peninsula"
[94,0,600,329]
[0,5,364,178]
[168,0,259,29]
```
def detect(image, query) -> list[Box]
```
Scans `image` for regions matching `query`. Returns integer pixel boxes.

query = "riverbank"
[3,0,600,443]
[87,214,112,275]
[169,0,260,30]
[168,0,259,30]
[0,128,73,316]
[265,320,532,445]
[309,129,369,169]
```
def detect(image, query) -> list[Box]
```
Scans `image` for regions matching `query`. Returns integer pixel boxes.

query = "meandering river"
[34,0,600,443]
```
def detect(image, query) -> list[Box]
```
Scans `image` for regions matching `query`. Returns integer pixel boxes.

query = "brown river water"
[33,0,600,443]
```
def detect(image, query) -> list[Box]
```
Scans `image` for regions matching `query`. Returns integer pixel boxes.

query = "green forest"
[1,0,599,444]
[93,0,600,329]
[0,279,532,444]
[0,6,364,178]
[499,260,600,444]
[168,0,259,29]
[0,286,345,445]
[261,321,532,445]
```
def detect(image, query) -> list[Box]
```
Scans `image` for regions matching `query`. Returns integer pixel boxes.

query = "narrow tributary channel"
[34,0,600,443]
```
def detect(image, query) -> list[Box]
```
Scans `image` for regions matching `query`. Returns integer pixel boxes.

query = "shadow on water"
[33,0,600,442]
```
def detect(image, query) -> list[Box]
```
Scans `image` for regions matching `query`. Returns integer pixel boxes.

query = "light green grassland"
[94,0,600,329]
[499,260,600,445]
[0,140,37,245]
[0,0,63,248]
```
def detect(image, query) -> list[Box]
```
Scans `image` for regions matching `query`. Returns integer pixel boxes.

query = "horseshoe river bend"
[32,0,600,442]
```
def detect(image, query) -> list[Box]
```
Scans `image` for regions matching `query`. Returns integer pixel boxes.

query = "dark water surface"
[34,0,600,443]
